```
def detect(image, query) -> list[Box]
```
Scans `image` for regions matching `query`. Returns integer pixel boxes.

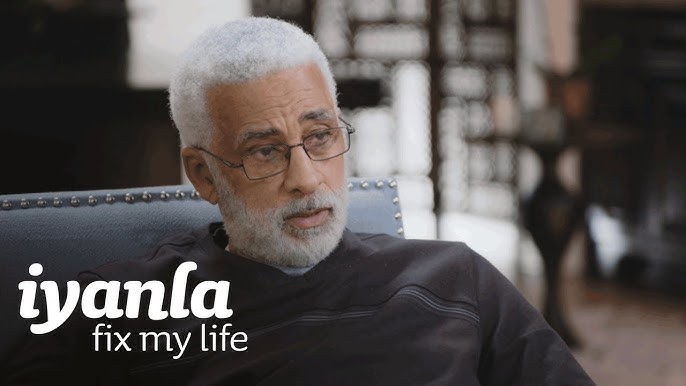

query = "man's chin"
[278,224,345,267]
[215,183,348,268]
[223,223,336,267]
[282,222,329,240]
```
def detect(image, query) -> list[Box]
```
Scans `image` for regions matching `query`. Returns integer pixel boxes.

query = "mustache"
[276,189,343,220]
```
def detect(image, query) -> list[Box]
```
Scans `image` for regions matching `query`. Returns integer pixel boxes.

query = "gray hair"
[168,16,337,148]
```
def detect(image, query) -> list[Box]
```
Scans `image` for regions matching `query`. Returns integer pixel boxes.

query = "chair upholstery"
[0,177,403,362]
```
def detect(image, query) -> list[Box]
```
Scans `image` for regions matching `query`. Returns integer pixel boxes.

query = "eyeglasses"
[195,120,355,180]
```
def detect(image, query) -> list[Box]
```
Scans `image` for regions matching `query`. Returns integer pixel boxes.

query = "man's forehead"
[233,108,337,144]
[204,64,337,146]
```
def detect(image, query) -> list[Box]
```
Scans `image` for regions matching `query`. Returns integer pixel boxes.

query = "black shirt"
[4,225,595,385]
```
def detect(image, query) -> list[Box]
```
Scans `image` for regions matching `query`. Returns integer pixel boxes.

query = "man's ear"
[181,147,219,204]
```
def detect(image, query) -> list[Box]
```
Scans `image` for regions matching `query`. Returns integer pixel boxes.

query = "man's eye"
[258,147,273,156]
[250,145,280,160]
[309,130,334,145]
[314,131,332,140]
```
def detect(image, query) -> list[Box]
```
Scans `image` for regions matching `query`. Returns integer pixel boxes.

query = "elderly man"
[4,17,594,385]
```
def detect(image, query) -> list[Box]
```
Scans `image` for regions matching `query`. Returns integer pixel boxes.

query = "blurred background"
[1,0,686,384]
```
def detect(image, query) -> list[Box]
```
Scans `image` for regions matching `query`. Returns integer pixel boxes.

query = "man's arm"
[472,251,596,386]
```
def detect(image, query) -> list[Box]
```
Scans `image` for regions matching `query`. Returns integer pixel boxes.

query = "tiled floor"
[515,232,686,386]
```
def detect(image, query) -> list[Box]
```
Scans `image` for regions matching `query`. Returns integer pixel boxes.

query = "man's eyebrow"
[235,110,335,144]
[236,127,280,144]
[299,109,335,123]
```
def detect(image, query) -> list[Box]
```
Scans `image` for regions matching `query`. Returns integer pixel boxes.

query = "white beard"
[211,173,348,268]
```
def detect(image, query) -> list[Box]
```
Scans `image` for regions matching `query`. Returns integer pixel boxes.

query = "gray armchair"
[0,177,403,362]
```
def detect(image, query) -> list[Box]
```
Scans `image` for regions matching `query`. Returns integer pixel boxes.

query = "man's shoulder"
[346,232,495,300]
[352,231,482,266]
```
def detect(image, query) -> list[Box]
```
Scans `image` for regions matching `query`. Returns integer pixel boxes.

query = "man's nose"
[282,146,321,196]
